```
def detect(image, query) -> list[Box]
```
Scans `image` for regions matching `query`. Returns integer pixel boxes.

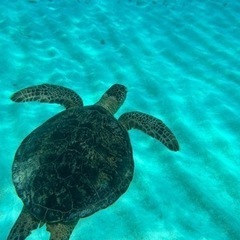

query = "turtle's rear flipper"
[47,221,78,240]
[7,207,39,240]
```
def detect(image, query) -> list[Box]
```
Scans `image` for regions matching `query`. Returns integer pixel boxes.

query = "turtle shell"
[12,105,134,223]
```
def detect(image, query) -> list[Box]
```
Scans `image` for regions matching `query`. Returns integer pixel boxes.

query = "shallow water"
[0,0,240,239]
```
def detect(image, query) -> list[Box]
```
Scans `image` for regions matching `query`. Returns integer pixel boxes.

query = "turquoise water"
[1,0,240,239]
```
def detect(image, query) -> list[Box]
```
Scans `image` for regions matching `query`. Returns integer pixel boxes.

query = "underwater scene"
[0,0,240,239]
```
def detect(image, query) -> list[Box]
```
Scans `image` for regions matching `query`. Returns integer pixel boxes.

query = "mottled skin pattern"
[8,83,179,240]
[11,84,83,109]
[119,112,179,151]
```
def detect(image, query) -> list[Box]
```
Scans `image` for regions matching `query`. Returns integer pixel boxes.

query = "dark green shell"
[12,105,133,223]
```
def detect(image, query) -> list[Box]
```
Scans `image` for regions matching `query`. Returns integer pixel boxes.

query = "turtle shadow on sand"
[7,83,179,240]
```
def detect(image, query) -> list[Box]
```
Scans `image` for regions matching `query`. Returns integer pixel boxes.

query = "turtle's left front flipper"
[7,207,39,240]
[11,84,83,109]
[118,111,179,151]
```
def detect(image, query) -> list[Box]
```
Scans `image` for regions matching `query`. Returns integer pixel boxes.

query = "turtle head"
[96,84,127,114]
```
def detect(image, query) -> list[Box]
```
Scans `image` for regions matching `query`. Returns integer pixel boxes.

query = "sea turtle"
[8,83,179,240]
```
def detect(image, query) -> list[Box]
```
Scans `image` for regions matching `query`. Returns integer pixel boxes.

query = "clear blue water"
[0,0,240,239]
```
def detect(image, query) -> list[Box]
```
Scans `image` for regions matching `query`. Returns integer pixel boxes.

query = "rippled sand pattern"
[0,1,240,239]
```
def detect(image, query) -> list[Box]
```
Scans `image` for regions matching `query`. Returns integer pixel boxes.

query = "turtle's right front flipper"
[7,207,39,240]
[11,84,83,109]
[119,111,179,151]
